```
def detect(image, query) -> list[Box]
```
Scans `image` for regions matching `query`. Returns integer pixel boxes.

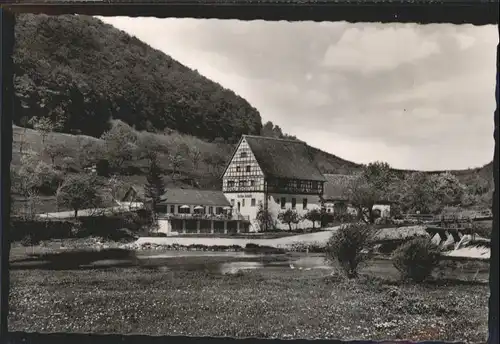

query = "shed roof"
[242,135,326,182]
[158,188,230,207]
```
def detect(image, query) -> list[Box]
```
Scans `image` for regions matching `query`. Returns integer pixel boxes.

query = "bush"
[392,237,441,283]
[325,223,377,278]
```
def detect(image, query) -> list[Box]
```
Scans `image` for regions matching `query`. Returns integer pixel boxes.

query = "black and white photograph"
[7,14,498,342]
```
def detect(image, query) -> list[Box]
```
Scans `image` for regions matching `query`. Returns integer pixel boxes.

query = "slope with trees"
[13,14,263,141]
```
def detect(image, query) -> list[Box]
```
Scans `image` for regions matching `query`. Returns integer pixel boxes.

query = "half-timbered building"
[222,135,326,231]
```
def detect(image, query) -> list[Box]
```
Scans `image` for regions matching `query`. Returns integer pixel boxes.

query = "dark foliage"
[13,14,262,140]
[392,237,441,283]
[325,223,377,278]
[144,156,166,210]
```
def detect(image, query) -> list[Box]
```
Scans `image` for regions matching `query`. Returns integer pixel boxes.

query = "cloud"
[322,26,441,73]
[98,17,498,171]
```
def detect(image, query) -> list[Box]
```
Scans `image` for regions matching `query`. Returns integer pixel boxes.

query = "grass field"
[8,245,489,342]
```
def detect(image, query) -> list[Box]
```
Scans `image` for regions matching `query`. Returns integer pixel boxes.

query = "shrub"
[325,223,377,278]
[392,237,441,283]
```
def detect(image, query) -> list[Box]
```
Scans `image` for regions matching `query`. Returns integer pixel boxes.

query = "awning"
[194,206,204,210]
[180,205,190,209]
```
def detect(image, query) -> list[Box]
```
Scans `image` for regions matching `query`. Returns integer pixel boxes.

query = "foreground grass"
[9,257,488,342]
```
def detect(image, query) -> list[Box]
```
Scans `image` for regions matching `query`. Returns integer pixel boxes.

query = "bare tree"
[29,116,63,145]
[169,152,184,178]
[189,147,202,171]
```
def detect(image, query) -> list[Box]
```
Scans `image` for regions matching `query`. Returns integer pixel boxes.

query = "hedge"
[10,210,153,243]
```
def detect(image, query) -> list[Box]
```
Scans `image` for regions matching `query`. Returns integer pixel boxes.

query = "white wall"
[373,204,391,218]
[158,219,171,234]
[224,192,265,220]
[267,193,322,230]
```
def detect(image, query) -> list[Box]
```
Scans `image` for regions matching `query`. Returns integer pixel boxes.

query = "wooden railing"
[159,213,250,221]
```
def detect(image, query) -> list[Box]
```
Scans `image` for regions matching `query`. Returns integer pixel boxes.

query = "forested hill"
[13,14,263,141]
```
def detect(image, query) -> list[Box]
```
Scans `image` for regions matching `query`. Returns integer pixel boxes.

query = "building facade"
[156,188,250,234]
[222,135,326,231]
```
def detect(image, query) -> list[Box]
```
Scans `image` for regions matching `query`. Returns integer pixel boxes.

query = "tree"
[392,237,441,283]
[144,156,166,213]
[255,202,274,232]
[428,172,466,212]
[344,162,398,223]
[56,174,102,219]
[304,208,322,231]
[44,139,70,166]
[168,152,184,178]
[277,209,300,231]
[100,121,137,171]
[107,174,125,203]
[29,116,63,144]
[135,133,164,162]
[325,223,377,279]
[189,147,202,171]
[76,137,104,169]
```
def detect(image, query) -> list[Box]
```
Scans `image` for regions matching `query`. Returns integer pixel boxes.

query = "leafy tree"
[392,237,441,283]
[44,138,70,165]
[344,162,398,223]
[144,156,166,213]
[325,223,377,279]
[135,133,164,162]
[100,121,137,171]
[304,208,322,231]
[260,121,298,140]
[75,137,104,169]
[29,116,63,144]
[428,172,466,212]
[56,174,102,219]
[13,154,63,196]
[277,209,300,231]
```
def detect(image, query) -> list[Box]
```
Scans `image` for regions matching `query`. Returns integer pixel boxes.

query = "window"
[179,206,190,214]
[246,165,251,172]
[242,199,246,207]
[280,197,286,209]
[227,180,234,188]
[303,198,308,210]
[249,180,255,187]
[208,206,213,214]
[291,198,296,209]
[170,205,175,213]
[240,180,247,187]
[312,181,318,190]
[251,198,256,207]
[240,152,247,158]
[236,166,241,172]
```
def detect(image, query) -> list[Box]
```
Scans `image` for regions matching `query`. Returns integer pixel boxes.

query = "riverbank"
[9,253,488,342]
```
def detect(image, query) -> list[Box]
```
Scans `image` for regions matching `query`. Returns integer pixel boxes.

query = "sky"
[98,17,498,171]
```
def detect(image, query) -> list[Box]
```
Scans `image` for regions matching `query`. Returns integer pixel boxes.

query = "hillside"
[13,14,262,141]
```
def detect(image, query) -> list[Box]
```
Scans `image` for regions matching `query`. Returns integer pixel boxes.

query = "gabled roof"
[243,135,326,182]
[158,188,230,207]
[323,174,356,200]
